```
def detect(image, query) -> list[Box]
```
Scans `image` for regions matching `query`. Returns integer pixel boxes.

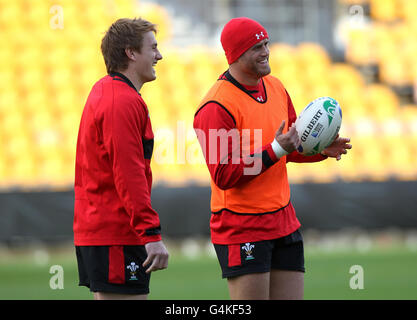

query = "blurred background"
[0,0,416,299]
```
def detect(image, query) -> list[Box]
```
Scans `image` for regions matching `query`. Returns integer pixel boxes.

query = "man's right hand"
[274,120,301,154]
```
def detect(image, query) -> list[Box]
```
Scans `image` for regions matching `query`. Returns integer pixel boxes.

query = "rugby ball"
[295,97,342,156]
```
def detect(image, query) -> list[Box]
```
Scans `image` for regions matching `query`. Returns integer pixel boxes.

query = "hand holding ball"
[295,97,342,156]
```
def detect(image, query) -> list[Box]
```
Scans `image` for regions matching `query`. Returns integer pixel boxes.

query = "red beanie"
[221,17,268,65]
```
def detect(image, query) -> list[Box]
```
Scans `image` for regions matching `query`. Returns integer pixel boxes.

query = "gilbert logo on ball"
[295,97,342,156]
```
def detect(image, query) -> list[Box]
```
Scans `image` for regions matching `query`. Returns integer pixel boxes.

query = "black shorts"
[213,229,305,279]
[75,245,150,295]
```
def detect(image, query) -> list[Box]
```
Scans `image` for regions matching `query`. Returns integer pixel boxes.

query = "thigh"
[94,292,148,300]
[76,245,151,295]
[270,269,304,300]
[227,272,270,300]
[271,229,305,272]
[269,229,305,300]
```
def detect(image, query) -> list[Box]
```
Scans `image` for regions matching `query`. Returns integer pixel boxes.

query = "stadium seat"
[269,43,299,85]
[397,0,417,23]
[187,46,222,97]
[135,2,173,43]
[0,0,415,188]
[346,28,375,65]
[365,84,399,121]
[296,43,331,82]
[381,123,416,180]
[330,63,365,91]
[355,135,389,181]
[23,1,50,31]
[369,0,398,22]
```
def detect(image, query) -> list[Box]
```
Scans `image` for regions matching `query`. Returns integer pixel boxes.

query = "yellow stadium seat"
[22,90,49,117]
[44,46,71,72]
[0,157,8,186]
[378,115,416,180]
[346,29,374,65]
[335,95,369,121]
[111,0,137,18]
[296,43,331,73]
[269,43,298,82]
[3,131,32,163]
[354,135,389,181]
[135,2,173,43]
[1,109,26,138]
[0,2,21,30]
[391,22,412,45]
[286,84,310,115]
[365,84,399,121]
[336,148,361,182]
[187,46,221,99]
[23,1,50,31]
[370,0,399,22]
[30,110,57,135]
[400,105,417,123]
[330,63,365,91]
[397,0,417,23]
[368,23,398,67]
[304,81,334,106]
[0,45,15,71]
[9,154,39,187]
[37,147,68,187]
[402,44,417,83]
[19,67,45,94]
[79,0,109,31]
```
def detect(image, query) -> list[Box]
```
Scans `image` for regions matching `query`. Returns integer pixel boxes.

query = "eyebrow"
[253,40,268,49]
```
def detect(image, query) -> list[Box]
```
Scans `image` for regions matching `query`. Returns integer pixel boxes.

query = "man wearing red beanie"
[194,17,351,300]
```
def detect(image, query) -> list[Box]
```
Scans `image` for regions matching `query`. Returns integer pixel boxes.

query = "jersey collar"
[109,72,141,95]
[223,70,267,103]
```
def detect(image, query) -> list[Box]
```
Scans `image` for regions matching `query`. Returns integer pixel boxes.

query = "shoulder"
[94,80,147,125]
[194,101,236,128]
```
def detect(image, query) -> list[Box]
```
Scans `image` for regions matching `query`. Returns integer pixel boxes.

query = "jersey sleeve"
[194,102,280,190]
[101,97,161,243]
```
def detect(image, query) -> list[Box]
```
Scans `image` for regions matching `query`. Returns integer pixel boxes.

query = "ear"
[125,48,136,61]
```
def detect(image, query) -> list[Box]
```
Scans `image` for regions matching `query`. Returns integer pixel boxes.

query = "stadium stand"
[0,0,416,190]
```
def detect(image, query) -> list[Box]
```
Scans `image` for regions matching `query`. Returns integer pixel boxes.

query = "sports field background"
[1,231,416,300]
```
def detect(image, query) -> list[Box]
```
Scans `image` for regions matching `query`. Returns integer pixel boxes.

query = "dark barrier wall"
[1,181,417,243]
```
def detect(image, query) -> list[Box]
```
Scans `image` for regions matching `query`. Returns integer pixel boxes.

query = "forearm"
[286,151,327,163]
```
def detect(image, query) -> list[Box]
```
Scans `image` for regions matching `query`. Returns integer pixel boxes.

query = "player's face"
[135,31,162,83]
[238,39,271,79]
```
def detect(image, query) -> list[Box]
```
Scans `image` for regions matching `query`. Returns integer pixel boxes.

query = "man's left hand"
[321,135,352,161]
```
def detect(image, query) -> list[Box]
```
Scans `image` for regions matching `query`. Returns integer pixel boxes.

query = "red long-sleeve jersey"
[194,72,327,244]
[73,72,162,246]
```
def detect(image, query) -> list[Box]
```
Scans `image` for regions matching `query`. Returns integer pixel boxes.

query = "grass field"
[0,240,416,300]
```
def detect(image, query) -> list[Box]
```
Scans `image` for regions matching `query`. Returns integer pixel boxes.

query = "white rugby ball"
[295,97,342,156]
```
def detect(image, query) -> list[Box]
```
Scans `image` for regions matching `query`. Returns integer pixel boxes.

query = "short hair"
[101,18,157,74]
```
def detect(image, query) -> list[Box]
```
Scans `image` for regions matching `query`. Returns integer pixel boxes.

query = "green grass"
[304,247,417,299]
[0,245,416,300]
